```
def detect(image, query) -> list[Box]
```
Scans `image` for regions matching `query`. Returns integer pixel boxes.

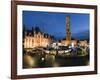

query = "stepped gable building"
[23,27,53,48]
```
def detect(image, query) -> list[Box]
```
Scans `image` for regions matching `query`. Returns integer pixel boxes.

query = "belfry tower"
[66,16,71,45]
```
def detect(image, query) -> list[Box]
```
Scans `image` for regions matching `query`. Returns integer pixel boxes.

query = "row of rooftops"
[23,27,54,39]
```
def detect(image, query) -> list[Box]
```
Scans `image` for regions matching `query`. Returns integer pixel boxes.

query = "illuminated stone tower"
[66,16,71,45]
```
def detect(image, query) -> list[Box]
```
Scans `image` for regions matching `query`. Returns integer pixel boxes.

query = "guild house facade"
[23,27,53,48]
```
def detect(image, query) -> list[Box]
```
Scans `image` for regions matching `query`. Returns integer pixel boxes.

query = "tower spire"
[66,16,71,45]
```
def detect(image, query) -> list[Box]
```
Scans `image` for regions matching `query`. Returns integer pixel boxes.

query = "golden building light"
[23,28,52,48]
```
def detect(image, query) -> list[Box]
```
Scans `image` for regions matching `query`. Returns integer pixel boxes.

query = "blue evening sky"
[23,11,89,39]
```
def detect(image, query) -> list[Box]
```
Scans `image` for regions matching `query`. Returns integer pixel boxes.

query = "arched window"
[32,39,34,43]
